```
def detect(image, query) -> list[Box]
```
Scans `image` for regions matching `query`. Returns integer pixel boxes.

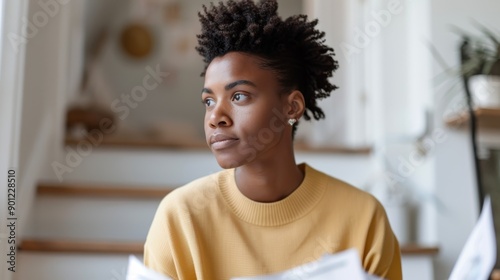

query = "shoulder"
[144,172,226,279]
[156,170,225,215]
[308,165,382,211]
[305,165,401,277]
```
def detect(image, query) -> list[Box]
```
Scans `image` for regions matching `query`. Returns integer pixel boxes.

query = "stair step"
[15,252,133,280]
[24,182,176,241]
[19,239,143,254]
[39,149,372,188]
[39,149,223,185]
[24,194,161,241]
[37,183,175,198]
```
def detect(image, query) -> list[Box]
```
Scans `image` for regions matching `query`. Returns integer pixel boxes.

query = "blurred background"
[1,0,500,279]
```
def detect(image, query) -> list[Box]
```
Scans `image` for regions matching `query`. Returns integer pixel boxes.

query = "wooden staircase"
[16,183,174,280]
[16,148,438,280]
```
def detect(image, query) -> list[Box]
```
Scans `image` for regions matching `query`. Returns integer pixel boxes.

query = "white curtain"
[0,1,28,279]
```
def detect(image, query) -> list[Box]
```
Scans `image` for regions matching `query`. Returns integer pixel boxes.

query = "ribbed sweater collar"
[218,163,326,227]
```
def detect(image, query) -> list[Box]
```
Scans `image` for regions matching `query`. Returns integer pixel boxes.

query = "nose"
[208,102,232,129]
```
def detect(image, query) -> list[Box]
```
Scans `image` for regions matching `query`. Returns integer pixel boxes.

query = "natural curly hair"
[196,0,339,126]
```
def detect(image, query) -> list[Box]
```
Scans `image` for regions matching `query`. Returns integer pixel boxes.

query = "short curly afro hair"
[196,0,339,125]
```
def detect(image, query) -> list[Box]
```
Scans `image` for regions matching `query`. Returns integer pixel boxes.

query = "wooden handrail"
[19,239,143,254]
[37,183,175,199]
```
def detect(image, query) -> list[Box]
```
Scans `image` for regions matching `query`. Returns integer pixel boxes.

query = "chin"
[214,155,244,169]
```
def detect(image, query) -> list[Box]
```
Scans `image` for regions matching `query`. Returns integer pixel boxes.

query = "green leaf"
[428,41,451,71]
[471,19,500,46]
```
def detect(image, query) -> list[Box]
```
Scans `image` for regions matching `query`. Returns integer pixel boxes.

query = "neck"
[234,151,304,203]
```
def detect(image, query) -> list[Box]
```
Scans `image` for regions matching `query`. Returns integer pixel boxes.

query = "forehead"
[204,52,279,89]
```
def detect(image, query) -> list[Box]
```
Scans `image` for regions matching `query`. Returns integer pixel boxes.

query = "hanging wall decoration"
[120,23,154,59]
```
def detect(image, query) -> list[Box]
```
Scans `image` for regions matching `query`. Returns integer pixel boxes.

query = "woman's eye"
[203,98,215,107]
[232,93,247,102]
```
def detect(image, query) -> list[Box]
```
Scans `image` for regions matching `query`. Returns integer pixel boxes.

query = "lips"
[210,133,239,150]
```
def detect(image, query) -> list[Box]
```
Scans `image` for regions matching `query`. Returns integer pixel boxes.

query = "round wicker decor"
[120,23,154,59]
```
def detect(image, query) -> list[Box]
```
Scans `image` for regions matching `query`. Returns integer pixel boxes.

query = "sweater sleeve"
[143,197,179,279]
[362,200,403,280]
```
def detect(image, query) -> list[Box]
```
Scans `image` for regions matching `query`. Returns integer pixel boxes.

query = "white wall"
[84,0,124,55]
[300,0,369,148]
[366,0,436,244]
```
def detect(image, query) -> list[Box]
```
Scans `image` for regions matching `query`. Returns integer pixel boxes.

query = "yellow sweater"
[144,164,402,280]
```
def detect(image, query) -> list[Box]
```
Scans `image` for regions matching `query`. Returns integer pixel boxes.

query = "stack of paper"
[449,196,496,280]
[126,249,382,280]
[126,255,173,280]
[231,249,383,280]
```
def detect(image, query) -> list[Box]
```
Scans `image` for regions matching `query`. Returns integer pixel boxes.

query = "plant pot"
[469,75,500,109]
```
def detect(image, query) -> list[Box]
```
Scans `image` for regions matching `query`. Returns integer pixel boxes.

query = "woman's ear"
[286,90,305,120]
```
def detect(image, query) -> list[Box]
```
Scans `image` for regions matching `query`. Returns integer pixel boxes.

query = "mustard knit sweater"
[144,164,402,280]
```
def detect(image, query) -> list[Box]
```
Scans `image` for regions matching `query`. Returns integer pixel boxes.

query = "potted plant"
[432,24,500,108]
[460,26,500,108]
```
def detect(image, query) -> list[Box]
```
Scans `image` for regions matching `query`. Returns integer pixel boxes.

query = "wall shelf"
[445,108,500,130]
[445,108,500,150]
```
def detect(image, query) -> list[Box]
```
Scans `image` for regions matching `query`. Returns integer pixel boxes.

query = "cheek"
[203,113,212,138]
[239,110,284,142]
[234,109,262,133]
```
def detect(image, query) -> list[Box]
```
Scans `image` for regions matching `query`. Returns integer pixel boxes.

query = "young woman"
[144,0,402,279]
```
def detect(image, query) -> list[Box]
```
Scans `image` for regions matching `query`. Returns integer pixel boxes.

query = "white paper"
[231,249,384,280]
[126,255,173,280]
[126,250,384,280]
[449,196,496,280]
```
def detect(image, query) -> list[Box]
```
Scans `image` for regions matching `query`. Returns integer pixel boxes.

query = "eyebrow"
[201,80,257,94]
